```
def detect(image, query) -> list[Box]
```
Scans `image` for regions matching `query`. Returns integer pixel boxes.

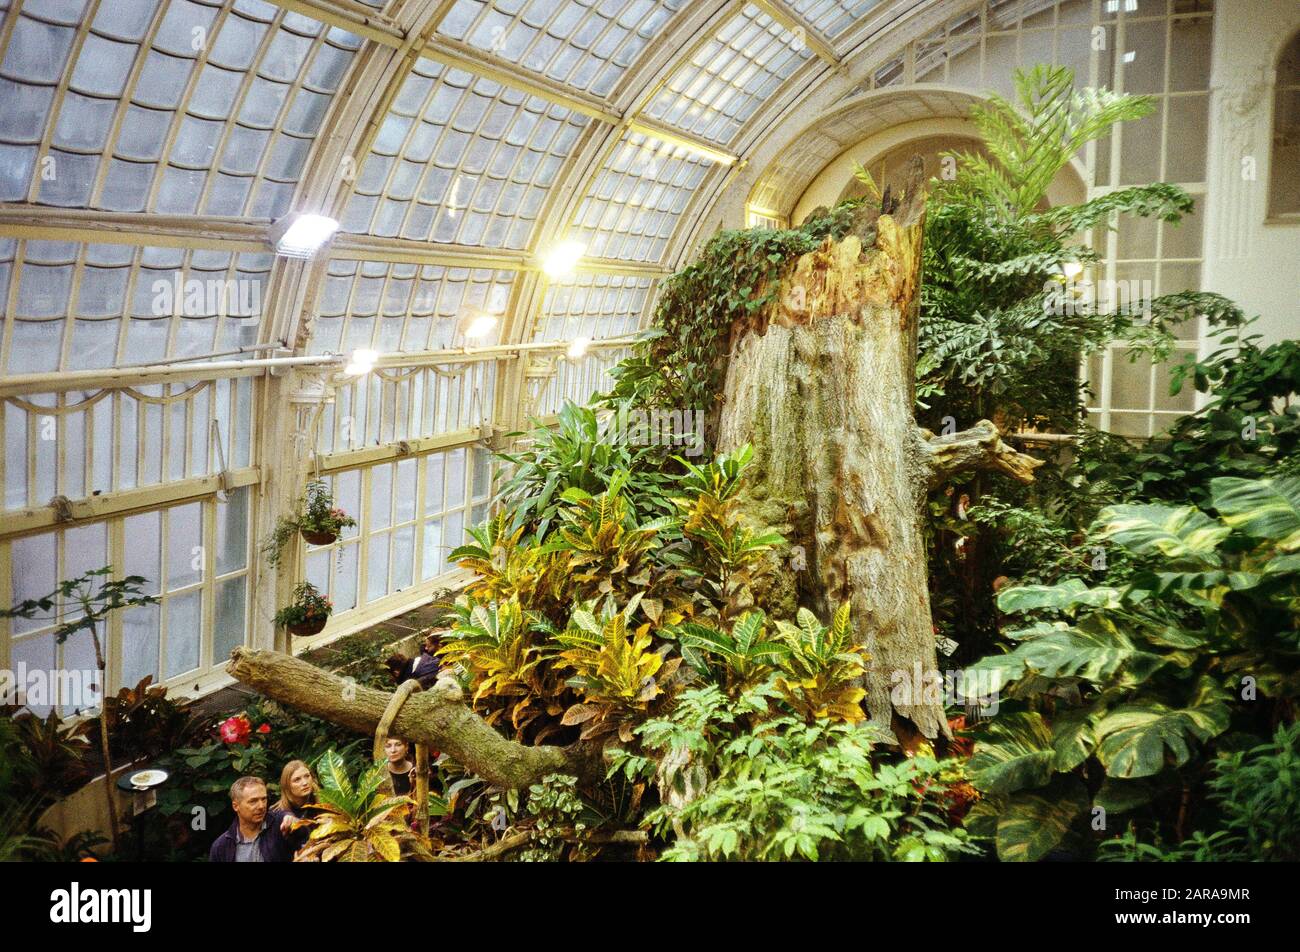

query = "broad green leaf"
[1095,503,1230,560]
[1095,698,1230,779]
[1050,707,1098,771]
[995,780,1089,862]
[969,711,1056,795]
[1094,777,1162,815]
[1211,476,1300,551]
[997,578,1121,615]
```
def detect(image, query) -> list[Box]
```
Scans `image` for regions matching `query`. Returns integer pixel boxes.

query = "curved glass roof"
[0,0,1001,389]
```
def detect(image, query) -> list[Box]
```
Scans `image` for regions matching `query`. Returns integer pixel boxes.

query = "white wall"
[1201,0,1300,347]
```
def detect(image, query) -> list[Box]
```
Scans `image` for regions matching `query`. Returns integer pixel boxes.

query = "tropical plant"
[493,402,676,540]
[612,687,978,861]
[673,447,784,623]
[437,595,566,741]
[0,566,158,854]
[554,594,681,742]
[545,472,678,603]
[675,609,789,696]
[772,605,870,724]
[1099,719,1300,861]
[964,475,1300,860]
[294,750,433,862]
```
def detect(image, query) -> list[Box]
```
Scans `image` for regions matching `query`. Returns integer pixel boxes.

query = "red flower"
[257,723,271,735]
[219,714,251,745]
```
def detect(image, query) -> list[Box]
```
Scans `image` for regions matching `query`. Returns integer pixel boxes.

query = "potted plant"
[263,479,357,567]
[274,581,333,637]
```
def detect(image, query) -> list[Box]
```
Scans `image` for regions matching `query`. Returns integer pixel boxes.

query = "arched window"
[1270,31,1300,219]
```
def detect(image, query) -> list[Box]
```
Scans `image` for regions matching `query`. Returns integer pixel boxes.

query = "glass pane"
[335,542,358,612]
[164,589,201,679]
[11,531,56,635]
[166,501,203,589]
[393,525,414,591]
[367,533,390,602]
[395,457,417,523]
[216,486,249,575]
[446,448,467,507]
[422,517,443,579]
[370,463,393,530]
[11,631,56,716]
[214,575,247,663]
[124,509,161,595]
[120,601,160,688]
[425,451,445,513]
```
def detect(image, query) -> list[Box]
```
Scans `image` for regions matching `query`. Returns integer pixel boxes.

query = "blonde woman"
[276,760,319,858]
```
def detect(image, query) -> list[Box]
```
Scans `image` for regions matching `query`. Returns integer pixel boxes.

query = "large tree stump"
[717,163,1040,739]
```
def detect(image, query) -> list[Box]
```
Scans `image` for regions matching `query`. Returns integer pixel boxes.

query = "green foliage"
[673,446,784,623]
[675,609,789,695]
[518,773,589,862]
[919,65,1233,428]
[295,750,432,862]
[554,595,680,741]
[771,604,869,724]
[967,476,1300,859]
[493,402,675,541]
[1099,720,1300,861]
[611,688,978,861]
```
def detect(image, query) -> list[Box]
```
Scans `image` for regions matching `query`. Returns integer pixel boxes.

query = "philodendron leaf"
[1094,503,1229,560]
[997,578,1121,615]
[1210,475,1300,552]
[995,779,1090,862]
[1050,707,1098,772]
[1095,697,1231,779]
[969,711,1056,795]
[1094,776,1163,815]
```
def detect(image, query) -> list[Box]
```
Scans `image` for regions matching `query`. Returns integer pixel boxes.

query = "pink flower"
[219,714,251,745]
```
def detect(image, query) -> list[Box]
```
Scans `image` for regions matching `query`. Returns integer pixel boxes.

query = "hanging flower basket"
[274,581,333,638]
[300,528,338,546]
[288,617,328,637]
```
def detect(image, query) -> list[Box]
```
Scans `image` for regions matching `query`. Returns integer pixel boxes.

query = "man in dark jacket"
[209,776,294,863]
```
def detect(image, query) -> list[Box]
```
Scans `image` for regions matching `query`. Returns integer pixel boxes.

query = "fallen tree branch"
[228,647,602,789]
[919,419,1045,487]
[441,828,649,862]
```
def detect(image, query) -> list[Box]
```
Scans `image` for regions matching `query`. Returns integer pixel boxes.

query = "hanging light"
[270,213,340,258]
[541,240,586,279]
[567,337,590,359]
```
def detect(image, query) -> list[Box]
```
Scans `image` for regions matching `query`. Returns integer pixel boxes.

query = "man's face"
[233,784,268,826]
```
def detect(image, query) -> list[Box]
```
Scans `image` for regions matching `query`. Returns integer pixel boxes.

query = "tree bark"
[227,648,602,789]
[716,162,1039,739]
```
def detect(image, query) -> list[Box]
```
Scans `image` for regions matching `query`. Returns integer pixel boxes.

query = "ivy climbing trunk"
[716,163,1039,740]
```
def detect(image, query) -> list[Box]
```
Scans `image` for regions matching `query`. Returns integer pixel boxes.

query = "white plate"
[129,769,168,788]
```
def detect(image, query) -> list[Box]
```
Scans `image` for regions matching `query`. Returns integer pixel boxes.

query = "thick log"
[227,647,600,788]
[921,420,1044,487]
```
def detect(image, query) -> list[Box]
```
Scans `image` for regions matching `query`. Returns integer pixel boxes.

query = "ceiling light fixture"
[541,240,586,279]
[462,313,498,340]
[343,348,378,376]
[567,337,590,359]
[270,213,340,258]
